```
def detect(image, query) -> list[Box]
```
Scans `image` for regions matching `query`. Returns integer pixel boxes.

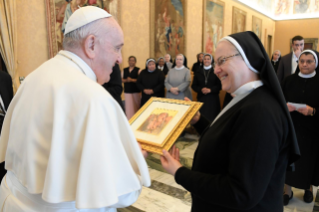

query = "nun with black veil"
[160,31,300,212]
[191,53,221,122]
[282,49,319,205]
[191,53,204,72]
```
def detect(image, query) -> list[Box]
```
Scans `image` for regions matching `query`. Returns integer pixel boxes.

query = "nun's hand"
[184,97,201,124]
[287,103,296,112]
[160,145,182,176]
[297,105,313,116]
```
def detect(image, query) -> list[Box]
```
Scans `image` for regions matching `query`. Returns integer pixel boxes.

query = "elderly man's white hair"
[63,18,107,50]
[273,50,281,56]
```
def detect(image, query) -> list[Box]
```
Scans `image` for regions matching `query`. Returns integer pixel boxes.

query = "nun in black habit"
[271,50,282,73]
[137,59,165,107]
[160,31,300,212]
[156,57,169,76]
[191,53,204,72]
[283,49,319,205]
[191,53,221,122]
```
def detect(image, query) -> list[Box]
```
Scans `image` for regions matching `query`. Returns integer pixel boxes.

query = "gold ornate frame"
[232,6,247,34]
[45,0,121,58]
[129,97,202,155]
[150,0,187,60]
[202,0,225,55]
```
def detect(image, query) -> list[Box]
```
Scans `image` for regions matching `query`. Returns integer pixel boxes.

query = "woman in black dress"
[271,50,281,73]
[191,54,221,122]
[136,59,165,107]
[122,56,141,119]
[191,53,204,73]
[283,49,319,205]
[157,57,169,76]
[160,31,300,212]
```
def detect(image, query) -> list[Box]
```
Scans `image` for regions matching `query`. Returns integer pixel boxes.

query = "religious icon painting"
[45,0,121,58]
[203,0,225,56]
[232,7,247,34]
[130,98,202,155]
[150,0,187,60]
[252,16,262,40]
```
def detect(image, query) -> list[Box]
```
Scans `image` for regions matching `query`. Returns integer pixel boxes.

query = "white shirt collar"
[57,50,97,82]
[231,80,264,97]
[291,52,298,74]
[204,65,212,70]
[174,65,185,70]
[298,71,316,78]
[158,65,164,70]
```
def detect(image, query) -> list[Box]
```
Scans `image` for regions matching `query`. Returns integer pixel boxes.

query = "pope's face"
[299,54,316,75]
[214,41,254,94]
[95,18,123,84]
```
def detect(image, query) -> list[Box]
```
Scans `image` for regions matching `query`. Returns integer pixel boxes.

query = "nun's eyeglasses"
[299,60,315,65]
[213,54,240,68]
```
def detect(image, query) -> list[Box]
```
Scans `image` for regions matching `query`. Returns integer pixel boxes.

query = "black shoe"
[283,191,293,206]
[304,189,313,203]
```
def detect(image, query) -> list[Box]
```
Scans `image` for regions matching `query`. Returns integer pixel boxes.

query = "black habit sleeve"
[175,103,286,210]
[206,74,221,94]
[136,71,145,92]
[152,71,165,93]
[101,64,124,111]
[192,115,210,135]
[191,72,202,94]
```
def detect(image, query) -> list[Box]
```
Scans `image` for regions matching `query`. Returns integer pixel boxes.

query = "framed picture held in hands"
[129,98,202,155]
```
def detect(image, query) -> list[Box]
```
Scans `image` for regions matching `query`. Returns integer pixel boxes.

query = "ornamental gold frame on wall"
[129,97,202,155]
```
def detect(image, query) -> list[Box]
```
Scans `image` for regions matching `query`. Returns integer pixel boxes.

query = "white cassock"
[0,50,151,212]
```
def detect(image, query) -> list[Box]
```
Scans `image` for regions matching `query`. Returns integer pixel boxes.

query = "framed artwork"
[232,7,247,34]
[129,98,202,155]
[45,0,121,58]
[203,0,225,56]
[252,16,262,40]
[290,38,318,51]
[150,0,187,60]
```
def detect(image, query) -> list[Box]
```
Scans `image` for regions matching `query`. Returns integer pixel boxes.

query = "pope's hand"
[184,97,200,124]
[160,145,182,176]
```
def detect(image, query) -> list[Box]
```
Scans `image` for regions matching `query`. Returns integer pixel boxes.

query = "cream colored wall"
[274,18,319,56]
[16,0,49,87]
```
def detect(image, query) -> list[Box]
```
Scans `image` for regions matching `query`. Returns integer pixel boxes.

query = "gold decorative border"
[129,97,202,155]
[150,0,187,59]
[45,0,121,58]
[202,0,225,55]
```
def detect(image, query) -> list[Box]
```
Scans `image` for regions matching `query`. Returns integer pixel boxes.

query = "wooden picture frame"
[232,7,247,34]
[202,0,225,56]
[252,16,262,40]
[45,0,121,58]
[129,97,202,155]
[150,0,187,60]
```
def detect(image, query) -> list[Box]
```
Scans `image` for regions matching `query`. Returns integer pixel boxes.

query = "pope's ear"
[83,35,97,59]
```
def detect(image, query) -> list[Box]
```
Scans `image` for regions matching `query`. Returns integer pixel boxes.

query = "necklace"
[58,52,86,75]
[203,68,211,85]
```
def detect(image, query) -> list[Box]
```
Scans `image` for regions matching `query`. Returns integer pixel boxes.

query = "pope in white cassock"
[0,6,150,212]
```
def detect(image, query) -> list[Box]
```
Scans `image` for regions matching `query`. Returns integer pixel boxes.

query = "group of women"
[122,52,221,122]
[122,31,319,211]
